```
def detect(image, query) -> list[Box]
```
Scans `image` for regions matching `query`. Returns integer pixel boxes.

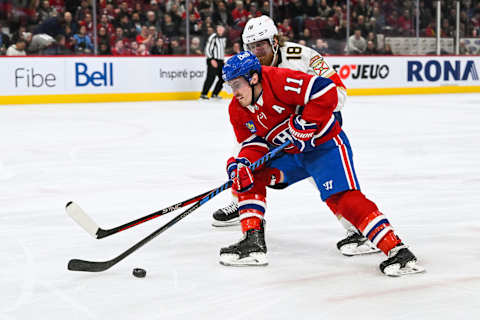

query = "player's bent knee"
[327,190,378,227]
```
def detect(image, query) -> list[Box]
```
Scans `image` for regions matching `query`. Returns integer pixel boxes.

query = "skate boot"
[380,243,425,277]
[219,222,267,266]
[212,201,240,227]
[336,229,380,256]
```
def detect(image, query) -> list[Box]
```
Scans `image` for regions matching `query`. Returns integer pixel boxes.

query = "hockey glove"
[226,157,254,193]
[288,115,319,152]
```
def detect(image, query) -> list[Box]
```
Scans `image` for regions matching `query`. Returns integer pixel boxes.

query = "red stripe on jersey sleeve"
[302,85,338,124]
[327,72,347,90]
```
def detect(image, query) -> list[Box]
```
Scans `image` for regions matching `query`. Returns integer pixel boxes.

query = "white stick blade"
[66,201,99,238]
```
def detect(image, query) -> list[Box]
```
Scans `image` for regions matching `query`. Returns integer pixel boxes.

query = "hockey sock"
[337,215,357,231]
[241,217,262,232]
[358,210,401,255]
[325,193,354,229]
[326,190,378,226]
[231,189,239,201]
[238,194,266,233]
[326,190,401,254]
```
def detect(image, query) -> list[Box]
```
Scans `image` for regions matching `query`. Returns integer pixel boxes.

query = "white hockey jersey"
[277,42,346,111]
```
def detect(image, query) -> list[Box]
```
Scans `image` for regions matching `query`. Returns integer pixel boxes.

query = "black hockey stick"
[66,189,214,239]
[67,141,290,272]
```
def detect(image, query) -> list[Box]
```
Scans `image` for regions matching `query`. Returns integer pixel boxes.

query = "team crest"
[245,121,257,133]
[310,55,330,76]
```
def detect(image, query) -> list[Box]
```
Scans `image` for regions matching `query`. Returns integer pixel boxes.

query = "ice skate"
[219,223,268,266]
[380,244,425,277]
[212,201,240,227]
[336,229,380,256]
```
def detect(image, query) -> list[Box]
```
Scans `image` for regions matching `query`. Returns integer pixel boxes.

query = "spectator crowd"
[1,0,479,56]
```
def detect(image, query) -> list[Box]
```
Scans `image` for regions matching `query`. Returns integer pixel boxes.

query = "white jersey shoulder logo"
[310,55,331,76]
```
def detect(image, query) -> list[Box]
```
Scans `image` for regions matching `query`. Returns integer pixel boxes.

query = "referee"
[200,25,227,100]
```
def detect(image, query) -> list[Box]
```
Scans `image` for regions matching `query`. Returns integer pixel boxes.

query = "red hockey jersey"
[229,66,341,163]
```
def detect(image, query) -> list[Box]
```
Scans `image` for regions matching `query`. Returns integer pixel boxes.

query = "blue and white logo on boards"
[407,60,479,82]
[75,62,114,87]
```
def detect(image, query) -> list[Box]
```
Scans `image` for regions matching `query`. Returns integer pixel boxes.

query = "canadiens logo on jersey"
[245,121,257,133]
[310,55,330,76]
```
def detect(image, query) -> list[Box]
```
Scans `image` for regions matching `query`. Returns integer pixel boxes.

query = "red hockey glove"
[288,115,319,152]
[226,157,254,193]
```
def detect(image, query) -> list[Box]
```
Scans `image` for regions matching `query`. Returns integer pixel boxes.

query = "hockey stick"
[66,189,214,239]
[67,141,290,272]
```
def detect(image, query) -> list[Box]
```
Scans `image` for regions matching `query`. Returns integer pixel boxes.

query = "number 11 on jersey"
[284,77,303,94]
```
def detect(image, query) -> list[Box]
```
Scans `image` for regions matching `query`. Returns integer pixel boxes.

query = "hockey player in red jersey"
[212,15,379,257]
[219,51,425,276]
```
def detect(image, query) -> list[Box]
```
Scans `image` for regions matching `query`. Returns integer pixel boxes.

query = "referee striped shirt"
[205,33,226,60]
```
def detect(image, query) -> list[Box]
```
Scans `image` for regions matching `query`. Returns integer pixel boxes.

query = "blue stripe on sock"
[239,203,265,213]
[366,219,389,239]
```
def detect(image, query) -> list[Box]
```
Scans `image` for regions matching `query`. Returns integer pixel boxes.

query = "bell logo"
[237,52,251,60]
[75,62,114,87]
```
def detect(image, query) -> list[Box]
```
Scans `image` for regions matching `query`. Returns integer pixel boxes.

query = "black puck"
[132,268,146,278]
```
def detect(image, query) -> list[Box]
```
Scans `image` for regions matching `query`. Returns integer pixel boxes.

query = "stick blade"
[66,201,100,238]
[68,258,112,272]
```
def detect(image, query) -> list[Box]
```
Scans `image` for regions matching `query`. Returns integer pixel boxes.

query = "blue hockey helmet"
[222,51,262,83]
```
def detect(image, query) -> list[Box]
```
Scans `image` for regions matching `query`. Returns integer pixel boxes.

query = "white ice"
[1,94,479,320]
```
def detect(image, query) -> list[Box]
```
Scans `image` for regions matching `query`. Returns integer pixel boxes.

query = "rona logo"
[407,60,479,82]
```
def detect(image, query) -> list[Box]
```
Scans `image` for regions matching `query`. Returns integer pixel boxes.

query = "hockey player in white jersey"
[212,15,379,257]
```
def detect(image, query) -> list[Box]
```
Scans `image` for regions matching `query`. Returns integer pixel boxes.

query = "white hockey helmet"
[242,15,278,50]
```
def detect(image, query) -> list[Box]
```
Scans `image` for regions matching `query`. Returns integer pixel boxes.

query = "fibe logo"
[75,62,114,87]
[15,67,56,88]
[407,60,479,82]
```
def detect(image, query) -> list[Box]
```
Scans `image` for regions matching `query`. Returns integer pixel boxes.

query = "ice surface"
[1,94,479,320]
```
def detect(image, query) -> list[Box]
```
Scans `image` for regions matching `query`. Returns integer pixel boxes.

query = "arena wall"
[0,56,479,105]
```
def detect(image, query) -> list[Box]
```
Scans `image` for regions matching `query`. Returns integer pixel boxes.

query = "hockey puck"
[132,268,146,278]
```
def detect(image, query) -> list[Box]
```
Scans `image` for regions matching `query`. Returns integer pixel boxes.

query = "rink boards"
[0,55,479,105]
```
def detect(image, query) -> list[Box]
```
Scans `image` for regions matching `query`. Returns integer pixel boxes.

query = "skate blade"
[219,253,268,267]
[340,243,381,256]
[212,218,240,228]
[383,261,426,277]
